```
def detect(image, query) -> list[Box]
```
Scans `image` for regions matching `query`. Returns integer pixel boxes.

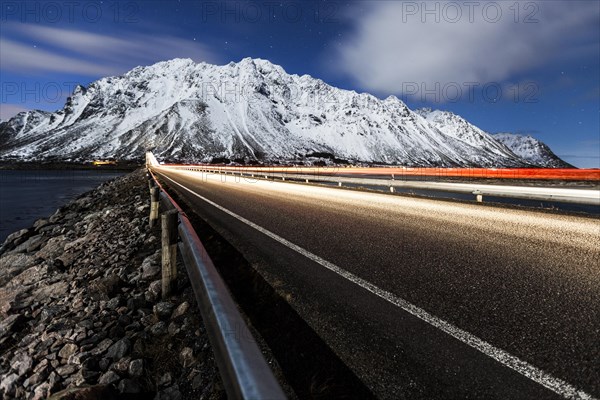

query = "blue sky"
[1,0,598,167]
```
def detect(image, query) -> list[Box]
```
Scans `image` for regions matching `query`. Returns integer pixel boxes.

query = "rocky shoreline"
[0,161,140,171]
[0,170,225,399]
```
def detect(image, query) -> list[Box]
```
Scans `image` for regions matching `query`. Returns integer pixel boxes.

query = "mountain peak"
[0,57,571,168]
[493,133,572,168]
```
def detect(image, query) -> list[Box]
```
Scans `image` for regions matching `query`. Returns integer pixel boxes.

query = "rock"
[10,351,33,377]
[154,302,175,320]
[126,294,145,311]
[53,258,66,270]
[106,338,130,359]
[191,371,204,390]
[58,343,79,359]
[39,306,62,323]
[82,356,99,372]
[0,253,37,285]
[48,209,63,224]
[111,357,131,375]
[149,321,168,336]
[34,358,50,374]
[155,384,182,400]
[33,218,50,231]
[171,302,189,319]
[146,280,162,302]
[69,351,91,366]
[24,370,48,388]
[11,234,45,254]
[82,369,101,384]
[108,325,125,339]
[141,253,161,279]
[5,228,31,247]
[89,274,122,301]
[98,370,120,385]
[158,372,172,387]
[7,263,48,290]
[38,224,59,234]
[47,384,119,400]
[168,322,180,336]
[0,373,18,396]
[77,319,94,330]
[118,378,142,394]
[128,359,143,377]
[117,314,132,327]
[91,338,114,355]
[0,314,25,339]
[56,363,78,377]
[32,280,69,302]
[179,347,195,368]
[35,235,67,260]
[105,296,122,310]
[99,358,111,371]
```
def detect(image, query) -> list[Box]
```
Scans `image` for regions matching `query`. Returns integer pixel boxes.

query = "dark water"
[0,170,125,242]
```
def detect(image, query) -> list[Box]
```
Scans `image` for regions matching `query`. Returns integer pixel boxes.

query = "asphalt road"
[154,167,600,400]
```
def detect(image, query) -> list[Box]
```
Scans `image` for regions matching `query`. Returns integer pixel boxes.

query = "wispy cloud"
[0,23,220,77]
[335,1,600,97]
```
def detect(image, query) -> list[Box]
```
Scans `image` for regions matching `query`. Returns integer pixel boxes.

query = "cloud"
[335,1,600,97]
[0,24,220,78]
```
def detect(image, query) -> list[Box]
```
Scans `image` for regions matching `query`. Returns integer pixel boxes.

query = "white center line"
[159,171,597,400]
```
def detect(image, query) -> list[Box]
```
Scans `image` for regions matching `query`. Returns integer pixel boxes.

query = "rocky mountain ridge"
[0,58,571,168]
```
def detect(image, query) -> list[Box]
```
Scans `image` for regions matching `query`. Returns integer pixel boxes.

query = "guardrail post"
[148,173,155,193]
[473,191,483,203]
[161,209,179,298]
[149,187,160,227]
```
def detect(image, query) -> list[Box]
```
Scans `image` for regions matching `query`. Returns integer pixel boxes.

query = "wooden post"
[161,209,179,299]
[148,173,154,193]
[149,187,160,227]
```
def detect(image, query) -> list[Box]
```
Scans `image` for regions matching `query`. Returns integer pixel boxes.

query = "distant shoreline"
[0,161,141,171]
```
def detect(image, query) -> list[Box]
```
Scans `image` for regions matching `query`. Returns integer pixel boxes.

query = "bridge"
[146,153,599,400]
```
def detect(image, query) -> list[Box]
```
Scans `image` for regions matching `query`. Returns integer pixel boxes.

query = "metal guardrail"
[162,165,600,207]
[147,168,286,400]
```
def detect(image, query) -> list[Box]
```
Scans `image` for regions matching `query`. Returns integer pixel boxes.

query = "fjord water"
[0,170,125,242]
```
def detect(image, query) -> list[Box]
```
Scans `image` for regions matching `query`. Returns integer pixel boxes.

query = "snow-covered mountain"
[0,58,568,167]
[492,133,572,168]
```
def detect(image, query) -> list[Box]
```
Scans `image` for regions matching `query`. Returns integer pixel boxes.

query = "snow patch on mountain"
[493,133,573,168]
[0,58,568,167]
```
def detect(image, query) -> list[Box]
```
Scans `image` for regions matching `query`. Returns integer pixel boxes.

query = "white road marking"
[159,171,597,400]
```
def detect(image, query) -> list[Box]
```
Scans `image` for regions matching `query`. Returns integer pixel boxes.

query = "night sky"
[1,0,598,167]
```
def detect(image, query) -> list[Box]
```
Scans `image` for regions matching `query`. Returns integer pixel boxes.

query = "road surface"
[154,167,600,400]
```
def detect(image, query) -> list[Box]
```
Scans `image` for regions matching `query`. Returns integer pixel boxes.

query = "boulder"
[0,253,38,286]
